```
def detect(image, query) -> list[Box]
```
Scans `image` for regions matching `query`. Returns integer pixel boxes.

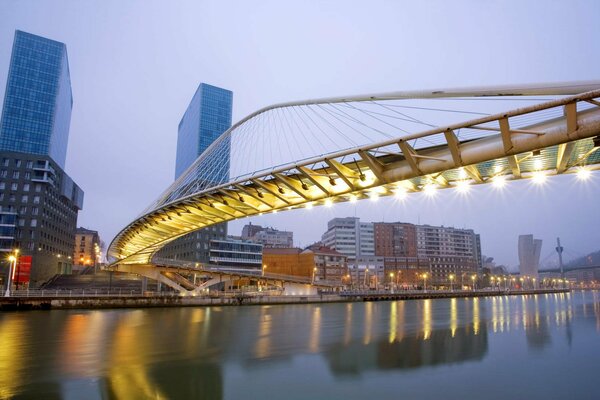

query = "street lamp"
[449,274,455,292]
[262,264,267,277]
[312,267,317,284]
[389,272,394,291]
[5,252,17,297]
[422,273,428,292]
[471,274,477,291]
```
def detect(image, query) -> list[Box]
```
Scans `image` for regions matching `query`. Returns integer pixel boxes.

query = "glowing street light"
[423,184,436,197]
[492,175,506,189]
[449,274,455,292]
[262,264,267,277]
[577,167,591,181]
[471,274,477,291]
[532,171,547,185]
[312,267,317,284]
[455,180,470,194]
[422,273,428,292]
[5,250,18,297]
[394,187,407,200]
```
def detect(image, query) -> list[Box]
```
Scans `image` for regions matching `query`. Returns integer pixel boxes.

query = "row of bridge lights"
[256,166,593,215]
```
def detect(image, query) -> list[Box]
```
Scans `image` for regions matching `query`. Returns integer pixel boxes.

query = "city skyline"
[0,1,599,268]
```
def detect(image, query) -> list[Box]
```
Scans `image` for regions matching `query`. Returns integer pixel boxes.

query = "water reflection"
[0,291,598,399]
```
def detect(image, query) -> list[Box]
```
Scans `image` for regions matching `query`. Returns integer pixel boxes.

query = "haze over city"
[1,0,599,269]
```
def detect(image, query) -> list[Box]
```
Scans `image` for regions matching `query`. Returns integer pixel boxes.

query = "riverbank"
[0,288,571,311]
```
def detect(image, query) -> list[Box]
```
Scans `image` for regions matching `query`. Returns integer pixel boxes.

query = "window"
[32,207,38,215]
[18,218,24,227]
[23,183,29,192]
[15,160,21,168]
[35,184,41,193]
[0,182,3,190]
[24,172,30,180]
[33,196,40,204]
[9,194,15,202]
[26,161,33,169]
[21,195,28,203]
[0,171,6,178]
[12,171,19,179]
[1,159,8,167]
[10,183,17,191]
[30,219,37,227]
[19,206,27,214]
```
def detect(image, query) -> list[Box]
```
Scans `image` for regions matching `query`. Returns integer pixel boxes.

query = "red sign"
[14,255,32,284]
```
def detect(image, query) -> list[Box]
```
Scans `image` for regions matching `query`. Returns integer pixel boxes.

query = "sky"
[0,0,599,269]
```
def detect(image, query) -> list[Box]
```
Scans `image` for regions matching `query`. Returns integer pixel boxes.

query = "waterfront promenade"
[0,288,570,311]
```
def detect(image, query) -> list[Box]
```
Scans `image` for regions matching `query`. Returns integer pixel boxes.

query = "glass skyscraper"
[157,83,232,265]
[175,83,232,179]
[0,31,82,287]
[0,30,73,169]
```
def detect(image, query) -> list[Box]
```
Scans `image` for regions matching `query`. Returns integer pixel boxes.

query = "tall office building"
[0,31,83,287]
[518,234,542,278]
[157,83,232,264]
[0,31,72,169]
[174,83,233,180]
[323,218,481,285]
[321,217,374,260]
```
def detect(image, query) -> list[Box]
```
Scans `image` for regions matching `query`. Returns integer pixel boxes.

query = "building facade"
[262,247,314,278]
[303,245,348,283]
[209,237,262,270]
[416,224,481,285]
[0,31,72,169]
[240,223,293,248]
[0,31,83,287]
[0,152,83,285]
[158,83,233,264]
[518,234,542,279]
[73,227,100,268]
[324,218,481,287]
[321,217,374,260]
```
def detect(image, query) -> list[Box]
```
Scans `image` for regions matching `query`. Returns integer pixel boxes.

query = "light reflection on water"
[0,291,598,399]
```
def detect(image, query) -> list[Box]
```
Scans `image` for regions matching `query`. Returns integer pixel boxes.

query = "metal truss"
[108,82,600,266]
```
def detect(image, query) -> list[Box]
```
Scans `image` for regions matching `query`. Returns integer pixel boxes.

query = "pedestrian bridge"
[108,81,600,292]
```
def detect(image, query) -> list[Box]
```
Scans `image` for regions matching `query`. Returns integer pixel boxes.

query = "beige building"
[73,227,101,269]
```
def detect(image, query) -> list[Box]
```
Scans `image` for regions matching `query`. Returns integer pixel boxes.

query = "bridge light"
[423,184,436,197]
[458,167,467,179]
[370,192,379,202]
[492,175,506,189]
[349,194,357,203]
[576,167,591,181]
[305,202,313,210]
[455,180,470,193]
[532,171,546,185]
[325,198,333,207]
[329,177,336,186]
[394,187,407,200]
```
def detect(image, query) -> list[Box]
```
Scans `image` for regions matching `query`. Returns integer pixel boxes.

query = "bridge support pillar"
[116,264,190,294]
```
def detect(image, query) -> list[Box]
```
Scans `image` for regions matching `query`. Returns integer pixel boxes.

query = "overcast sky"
[0,0,599,269]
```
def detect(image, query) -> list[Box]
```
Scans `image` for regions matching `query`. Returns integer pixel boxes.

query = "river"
[0,290,598,399]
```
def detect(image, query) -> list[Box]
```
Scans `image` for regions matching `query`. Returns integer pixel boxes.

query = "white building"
[321,217,374,260]
[518,234,542,279]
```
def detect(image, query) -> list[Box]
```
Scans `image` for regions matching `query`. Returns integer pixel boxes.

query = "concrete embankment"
[0,288,571,311]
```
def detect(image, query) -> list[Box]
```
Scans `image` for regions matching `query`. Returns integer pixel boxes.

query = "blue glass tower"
[175,83,232,179]
[0,31,73,169]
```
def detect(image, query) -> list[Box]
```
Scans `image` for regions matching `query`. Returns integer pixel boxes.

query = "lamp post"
[5,255,16,297]
[471,274,477,291]
[262,264,267,277]
[312,267,317,284]
[449,274,455,292]
[364,268,369,289]
[389,272,394,291]
[422,273,428,292]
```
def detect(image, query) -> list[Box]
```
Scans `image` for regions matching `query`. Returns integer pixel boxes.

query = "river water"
[0,291,598,399]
